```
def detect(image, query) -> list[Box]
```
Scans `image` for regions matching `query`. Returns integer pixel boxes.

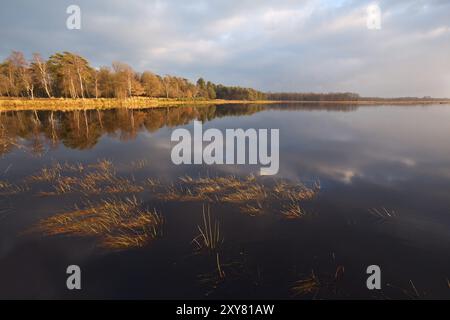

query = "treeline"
[267,92,446,102]
[267,92,361,101]
[0,51,266,101]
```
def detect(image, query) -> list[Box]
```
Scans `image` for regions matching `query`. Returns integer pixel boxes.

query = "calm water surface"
[0,103,450,299]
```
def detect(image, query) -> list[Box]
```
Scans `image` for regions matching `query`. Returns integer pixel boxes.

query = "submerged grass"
[24,164,319,222]
[29,159,144,196]
[240,201,263,216]
[192,205,223,253]
[291,271,321,297]
[16,161,318,253]
[162,174,318,217]
[0,179,30,195]
[30,165,318,216]
[34,196,163,249]
[282,201,306,219]
[291,264,345,299]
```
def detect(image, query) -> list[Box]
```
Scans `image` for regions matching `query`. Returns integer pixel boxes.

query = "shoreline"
[0,97,449,111]
[0,98,278,111]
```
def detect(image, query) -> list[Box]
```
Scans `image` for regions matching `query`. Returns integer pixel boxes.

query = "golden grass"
[144,177,160,187]
[282,201,306,219]
[162,175,318,217]
[34,196,163,249]
[88,159,114,172]
[0,97,279,111]
[192,205,223,253]
[130,159,150,170]
[29,159,144,196]
[290,265,346,298]
[291,271,321,297]
[0,179,30,195]
[22,162,318,220]
[2,97,449,112]
[27,161,318,210]
[165,175,258,203]
[240,202,263,216]
[273,180,320,201]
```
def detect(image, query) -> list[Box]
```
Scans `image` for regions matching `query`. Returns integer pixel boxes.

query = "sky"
[1,0,449,97]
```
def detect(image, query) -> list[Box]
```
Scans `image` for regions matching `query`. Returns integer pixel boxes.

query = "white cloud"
[0,0,449,97]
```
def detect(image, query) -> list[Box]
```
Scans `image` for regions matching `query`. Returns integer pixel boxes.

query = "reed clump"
[192,205,223,253]
[34,196,163,249]
[24,162,318,220]
[130,159,150,170]
[282,201,306,219]
[0,179,29,195]
[291,271,321,297]
[161,175,318,217]
[29,159,144,196]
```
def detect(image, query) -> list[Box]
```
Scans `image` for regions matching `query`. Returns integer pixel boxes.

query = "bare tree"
[32,53,52,98]
[7,51,34,98]
[162,75,171,98]
[112,61,134,98]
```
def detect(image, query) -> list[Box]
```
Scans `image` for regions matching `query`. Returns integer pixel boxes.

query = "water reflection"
[0,103,364,156]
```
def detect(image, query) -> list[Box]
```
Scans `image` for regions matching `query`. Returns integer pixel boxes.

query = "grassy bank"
[0,97,449,111]
[0,97,278,111]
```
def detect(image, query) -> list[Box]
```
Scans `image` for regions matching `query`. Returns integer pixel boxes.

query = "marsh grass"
[88,158,114,172]
[34,196,163,249]
[196,255,249,296]
[368,207,397,224]
[291,265,345,299]
[0,179,30,195]
[0,97,278,112]
[240,201,263,216]
[144,177,160,187]
[19,163,317,250]
[159,175,318,217]
[291,270,321,297]
[192,205,223,253]
[25,162,318,218]
[282,200,306,219]
[130,159,150,170]
[29,159,144,196]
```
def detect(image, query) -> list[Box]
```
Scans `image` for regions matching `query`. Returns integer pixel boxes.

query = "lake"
[0,103,449,299]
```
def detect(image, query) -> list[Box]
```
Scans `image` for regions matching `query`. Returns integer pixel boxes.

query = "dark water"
[0,103,450,299]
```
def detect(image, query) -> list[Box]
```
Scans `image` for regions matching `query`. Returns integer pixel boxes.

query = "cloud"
[0,0,449,97]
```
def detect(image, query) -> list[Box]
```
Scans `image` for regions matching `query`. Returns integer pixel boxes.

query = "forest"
[267,92,361,101]
[266,92,444,102]
[0,51,266,101]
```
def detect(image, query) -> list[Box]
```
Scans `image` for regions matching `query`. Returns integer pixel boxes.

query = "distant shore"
[0,97,449,111]
[292,100,450,105]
